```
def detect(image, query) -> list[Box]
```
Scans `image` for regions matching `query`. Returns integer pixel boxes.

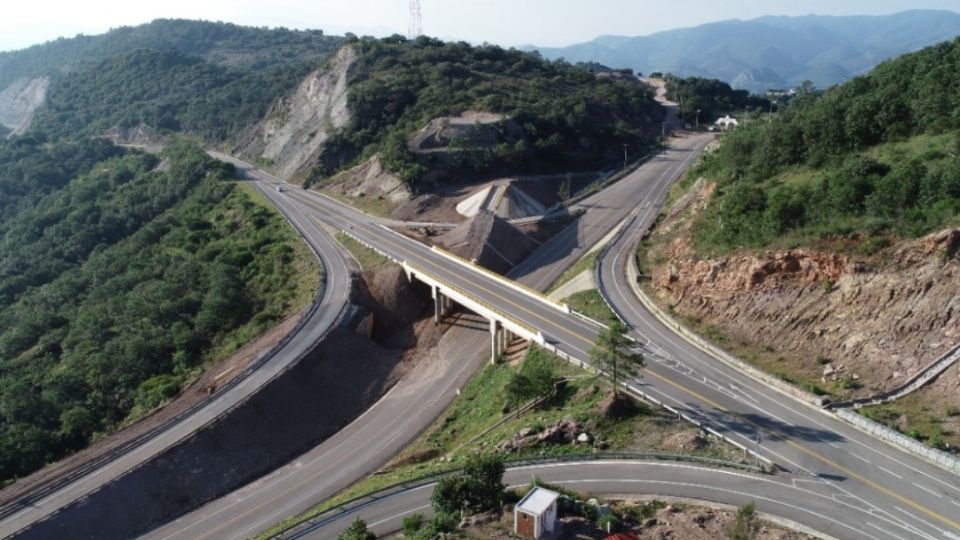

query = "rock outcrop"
[649,180,960,395]
[0,77,49,136]
[236,46,356,179]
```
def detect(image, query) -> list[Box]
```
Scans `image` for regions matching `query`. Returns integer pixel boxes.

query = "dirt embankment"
[647,179,960,397]
[235,45,356,179]
[0,76,49,136]
[18,266,436,539]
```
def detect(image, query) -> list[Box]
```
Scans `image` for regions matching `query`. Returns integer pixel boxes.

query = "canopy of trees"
[312,36,664,186]
[664,75,770,126]
[692,38,960,252]
[0,140,315,485]
[0,19,342,89]
[31,49,314,141]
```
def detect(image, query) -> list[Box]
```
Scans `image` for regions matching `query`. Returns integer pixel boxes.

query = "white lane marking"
[912,482,943,499]
[866,521,911,540]
[850,452,871,464]
[369,503,431,528]
[951,500,960,509]
[828,442,841,449]
[878,466,903,479]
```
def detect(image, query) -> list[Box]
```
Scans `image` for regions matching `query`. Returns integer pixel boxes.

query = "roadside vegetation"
[565,289,618,324]
[335,232,392,272]
[309,35,664,186]
[664,75,771,126]
[261,346,745,538]
[688,37,960,255]
[0,140,320,485]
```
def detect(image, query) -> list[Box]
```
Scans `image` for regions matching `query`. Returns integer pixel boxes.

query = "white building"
[714,115,740,131]
[514,487,559,538]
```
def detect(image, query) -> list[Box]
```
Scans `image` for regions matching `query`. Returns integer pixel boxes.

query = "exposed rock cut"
[0,76,49,135]
[436,211,540,274]
[648,180,960,395]
[409,110,520,153]
[236,45,356,179]
[323,154,412,204]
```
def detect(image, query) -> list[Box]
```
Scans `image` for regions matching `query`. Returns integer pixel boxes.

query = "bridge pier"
[490,319,502,363]
[433,286,453,323]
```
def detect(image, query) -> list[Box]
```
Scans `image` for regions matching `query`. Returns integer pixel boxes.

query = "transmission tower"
[408,0,423,39]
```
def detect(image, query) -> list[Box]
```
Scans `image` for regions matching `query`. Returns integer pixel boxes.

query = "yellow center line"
[290,189,960,534]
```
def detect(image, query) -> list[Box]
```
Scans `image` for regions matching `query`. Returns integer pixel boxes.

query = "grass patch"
[548,250,599,294]
[319,188,397,219]
[859,392,959,451]
[564,289,617,324]
[257,347,745,538]
[335,232,392,272]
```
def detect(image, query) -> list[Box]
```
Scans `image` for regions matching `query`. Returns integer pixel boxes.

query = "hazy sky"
[2,0,959,52]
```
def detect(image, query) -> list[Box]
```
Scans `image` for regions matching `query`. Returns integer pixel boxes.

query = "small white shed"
[514,487,559,538]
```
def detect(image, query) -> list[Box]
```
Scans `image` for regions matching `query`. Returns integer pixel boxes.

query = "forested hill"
[0,139,319,484]
[692,37,960,253]
[311,36,664,185]
[0,19,342,89]
[0,19,342,141]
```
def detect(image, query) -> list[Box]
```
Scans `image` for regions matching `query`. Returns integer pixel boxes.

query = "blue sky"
[2,0,958,52]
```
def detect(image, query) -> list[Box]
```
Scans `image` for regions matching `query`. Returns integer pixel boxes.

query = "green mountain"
[309,36,664,187]
[691,37,960,253]
[533,10,960,93]
[0,19,343,140]
[0,19,340,89]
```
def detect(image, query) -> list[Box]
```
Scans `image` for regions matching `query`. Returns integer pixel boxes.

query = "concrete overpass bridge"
[303,195,604,365]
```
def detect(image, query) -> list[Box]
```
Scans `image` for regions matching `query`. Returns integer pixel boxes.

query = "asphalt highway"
[158,139,957,540]
[299,460,874,539]
[595,143,960,540]
[0,174,353,538]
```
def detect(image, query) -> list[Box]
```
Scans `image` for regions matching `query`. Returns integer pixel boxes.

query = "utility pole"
[695,109,701,131]
[622,143,628,169]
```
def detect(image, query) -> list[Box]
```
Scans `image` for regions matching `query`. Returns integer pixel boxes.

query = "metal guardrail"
[274,452,767,539]
[0,181,349,527]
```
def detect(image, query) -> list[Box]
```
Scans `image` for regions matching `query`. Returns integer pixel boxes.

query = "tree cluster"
[311,36,664,187]
[0,140,310,484]
[664,75,770,126]
[694,37,960,252]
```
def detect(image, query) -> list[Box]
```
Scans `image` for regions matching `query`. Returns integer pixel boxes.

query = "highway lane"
[147,136,957,540]
[140,165,494,540]
[510,133,713,291]
[0,171,353,538]
[595,142,960,539]
[141,144,722,539]
[274,146,960,540]
[298,460,876,539]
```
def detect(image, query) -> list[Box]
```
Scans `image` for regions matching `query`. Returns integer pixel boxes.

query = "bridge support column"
[433,286,444,323]
[490,319,503,364]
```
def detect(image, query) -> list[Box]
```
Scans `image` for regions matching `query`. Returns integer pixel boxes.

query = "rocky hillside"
[0,77,48,136]
[278,36,664,188]
[645,178,960,398]
[235,46,356,179]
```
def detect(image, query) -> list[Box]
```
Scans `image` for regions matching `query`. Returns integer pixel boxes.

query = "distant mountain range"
[531,10,960,93]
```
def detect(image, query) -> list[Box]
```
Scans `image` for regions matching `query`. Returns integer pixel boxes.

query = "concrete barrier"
[835,409,960,474]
